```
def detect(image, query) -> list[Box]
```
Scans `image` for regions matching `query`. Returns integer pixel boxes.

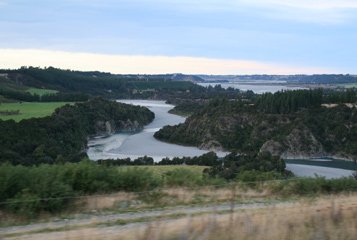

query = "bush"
[6,190,41,217]
[272,177,357,195]
[164,168,203,187]
[0,161,162,215]
[114,167,161,191]
[236,170,285,182]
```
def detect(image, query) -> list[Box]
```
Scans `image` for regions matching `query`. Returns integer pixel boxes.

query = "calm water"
[87,100,228,162]
[285,159,355,179]
[197,82,306,94]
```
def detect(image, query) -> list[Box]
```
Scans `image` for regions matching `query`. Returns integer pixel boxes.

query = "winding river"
[87,100,355,179]
[87,100,228,162]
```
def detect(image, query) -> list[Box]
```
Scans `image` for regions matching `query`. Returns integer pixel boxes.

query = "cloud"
[260,0,357,10]
[238,0,357,24]
[0,48,336,74]
[127,0,357,24]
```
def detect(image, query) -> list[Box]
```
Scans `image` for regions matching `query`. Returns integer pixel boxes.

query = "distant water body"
[87,100,228,162]
[197,82,306,94]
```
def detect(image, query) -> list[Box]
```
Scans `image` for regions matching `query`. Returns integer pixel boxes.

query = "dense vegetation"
[206,152,286,180]
[0,160,356,217]
[0,161,161,216]
[155,90,357,159]
[0,98,154,165]
[256,89,357,114]
[98,152,219,166]
[98,151,289,181]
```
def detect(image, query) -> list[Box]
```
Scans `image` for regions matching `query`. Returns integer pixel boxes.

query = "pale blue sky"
[1,0,357,74]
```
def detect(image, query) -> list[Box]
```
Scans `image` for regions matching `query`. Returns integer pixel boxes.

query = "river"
[87,100,355,179]
[197,82,306,94]
[87,100,228,162]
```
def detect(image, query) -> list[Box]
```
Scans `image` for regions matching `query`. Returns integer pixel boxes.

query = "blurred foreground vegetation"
[0,160,356,217]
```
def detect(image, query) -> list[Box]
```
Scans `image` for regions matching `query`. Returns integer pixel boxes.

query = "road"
[0,201,290,240]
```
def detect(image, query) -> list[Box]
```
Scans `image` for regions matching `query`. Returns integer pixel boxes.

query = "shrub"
[236,170,285,182]
[114,167,162,191]
[272,177,357,195]
[164,168,203,187]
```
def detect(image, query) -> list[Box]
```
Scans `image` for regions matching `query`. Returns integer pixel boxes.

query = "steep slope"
[155,99,357,160]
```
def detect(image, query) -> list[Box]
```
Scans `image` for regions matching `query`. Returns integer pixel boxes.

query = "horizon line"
[0,48,351,75]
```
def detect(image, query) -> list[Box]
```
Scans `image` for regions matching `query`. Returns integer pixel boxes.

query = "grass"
[26,87,58,96]
[122,165,207,178]
[0,102,72,122]
[149,195,357,240]
[2,194,356,240]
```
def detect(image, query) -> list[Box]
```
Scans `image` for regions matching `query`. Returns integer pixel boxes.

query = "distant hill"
[0,67,205,102]
[170,73,203,82]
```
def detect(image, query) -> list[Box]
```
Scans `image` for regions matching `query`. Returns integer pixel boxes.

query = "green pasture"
[0,102,72,122]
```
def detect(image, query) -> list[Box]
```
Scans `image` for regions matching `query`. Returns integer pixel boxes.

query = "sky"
[0,0,357,74]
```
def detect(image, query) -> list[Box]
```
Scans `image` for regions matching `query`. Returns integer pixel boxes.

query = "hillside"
[0,98,154,165]
[0,67,206,102]
[155,91,357,160]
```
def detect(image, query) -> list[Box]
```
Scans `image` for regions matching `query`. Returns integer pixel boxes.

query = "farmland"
[0,102,71,121]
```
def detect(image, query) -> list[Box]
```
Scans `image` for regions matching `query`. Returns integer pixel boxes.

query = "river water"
[87,100,354,179]
[87,100,228,162]
[197,82,306,94]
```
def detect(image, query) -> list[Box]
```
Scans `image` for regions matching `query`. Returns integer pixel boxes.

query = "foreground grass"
[2,194,356,240]
[26,87,58,96]
[145,194,357,240]
[0,102,72,121]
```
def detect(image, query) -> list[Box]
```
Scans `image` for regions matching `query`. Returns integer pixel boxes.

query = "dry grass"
[77,192,137,211]
[75,185,272,213]
[103,194,357,240]
[5,194,357,240]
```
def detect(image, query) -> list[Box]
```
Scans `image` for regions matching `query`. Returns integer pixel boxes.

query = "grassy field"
[26,87,58,96]
[124,165,207,177]
[0,102,71,122]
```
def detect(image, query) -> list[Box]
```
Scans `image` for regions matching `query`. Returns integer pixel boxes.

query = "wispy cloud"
[259,0,357,10]
[0,48,336,74]
[130,0,357,24]
[244,0,357,24]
